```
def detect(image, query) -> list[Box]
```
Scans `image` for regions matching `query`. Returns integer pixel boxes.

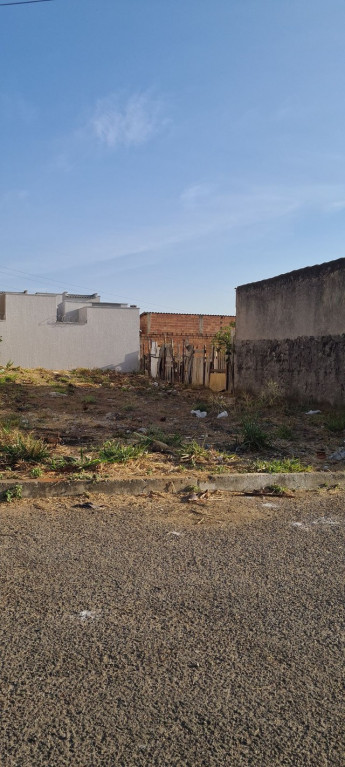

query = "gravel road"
[0,491,344,766]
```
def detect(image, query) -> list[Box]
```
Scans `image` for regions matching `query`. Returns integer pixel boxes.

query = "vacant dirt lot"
[0,368,345,488]
[0,489,344,766]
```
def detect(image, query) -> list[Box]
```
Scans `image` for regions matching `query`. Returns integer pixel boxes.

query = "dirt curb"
[0,471,344,499]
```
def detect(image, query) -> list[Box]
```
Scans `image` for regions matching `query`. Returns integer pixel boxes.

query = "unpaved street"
[0,491,344,766]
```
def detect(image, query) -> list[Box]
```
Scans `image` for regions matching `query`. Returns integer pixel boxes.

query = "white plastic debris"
[191,410,207,418]
[305,409,321,415]
[168,531,183,537]
[78,610,97,622]
[329,448,345,461]
[217,411,228,419]
[291,521,309,530]
[311,517,339,526]
[262,502,278,508]
[50,392,67,398]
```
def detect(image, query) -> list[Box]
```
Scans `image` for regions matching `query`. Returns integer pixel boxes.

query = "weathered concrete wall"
[235,258,345,404]
[235,335,345,404]
[236,258,345,341]
[0,293,139,371]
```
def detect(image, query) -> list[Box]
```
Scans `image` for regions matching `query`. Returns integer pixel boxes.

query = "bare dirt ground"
[0,489,344,766]
[0,367,344,487]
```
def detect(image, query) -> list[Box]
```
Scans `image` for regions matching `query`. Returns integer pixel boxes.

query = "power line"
[0,266,183,312]
[0,0,53,6]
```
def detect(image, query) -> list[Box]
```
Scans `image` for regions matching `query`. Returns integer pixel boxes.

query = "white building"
[0,291,139,371]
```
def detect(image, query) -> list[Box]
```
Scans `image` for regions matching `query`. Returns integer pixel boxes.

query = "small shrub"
[212,323,235,349]
[241,420,270,451]
[83,395,96,405]
[98,440,145,463]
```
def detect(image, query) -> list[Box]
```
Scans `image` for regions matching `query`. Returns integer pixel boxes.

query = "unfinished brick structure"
[140,312,235,356]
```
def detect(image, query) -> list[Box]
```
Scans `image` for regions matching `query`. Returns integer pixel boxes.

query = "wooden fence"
[141,340,234,391]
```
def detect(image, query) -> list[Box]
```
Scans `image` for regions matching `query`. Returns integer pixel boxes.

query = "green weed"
[30,466,43,478]
[241,420,270,451]
[276,425,294,440]
[264,484,291,496]
[192,401,209,412]
[0,429,49,465]
[178,440,209,467]
[4,484,22,503]
[0,374,18,384]
[145,428,183,447]
[98,440,145,463]
[49,456,68,471]
[253,457,312,473]
[324,411,345,433]
[49,453,100,472]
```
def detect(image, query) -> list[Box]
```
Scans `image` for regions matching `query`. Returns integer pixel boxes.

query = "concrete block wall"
[236,258,345,341]
[236,336,345,405]
[235,258,345,404]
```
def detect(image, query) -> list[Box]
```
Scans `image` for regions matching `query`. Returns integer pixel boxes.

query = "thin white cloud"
[180,183,215,209]
[89,92,165,149]
[326,199,345,212]
[11,182,345,276]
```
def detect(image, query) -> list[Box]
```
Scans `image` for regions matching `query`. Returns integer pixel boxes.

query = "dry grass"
[0,367,342,482]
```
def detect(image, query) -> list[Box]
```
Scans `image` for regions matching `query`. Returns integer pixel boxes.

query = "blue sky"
[1,0,345,314]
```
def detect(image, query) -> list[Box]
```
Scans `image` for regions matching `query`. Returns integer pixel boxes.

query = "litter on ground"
[329,449,345,460]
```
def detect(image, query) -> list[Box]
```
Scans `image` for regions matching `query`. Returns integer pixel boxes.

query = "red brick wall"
[140,312,235,354]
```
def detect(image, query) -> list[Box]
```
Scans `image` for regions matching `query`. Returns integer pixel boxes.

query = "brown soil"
[0,367,344,484]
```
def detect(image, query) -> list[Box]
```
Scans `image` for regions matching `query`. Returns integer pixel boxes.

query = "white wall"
[0,293,139,370]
